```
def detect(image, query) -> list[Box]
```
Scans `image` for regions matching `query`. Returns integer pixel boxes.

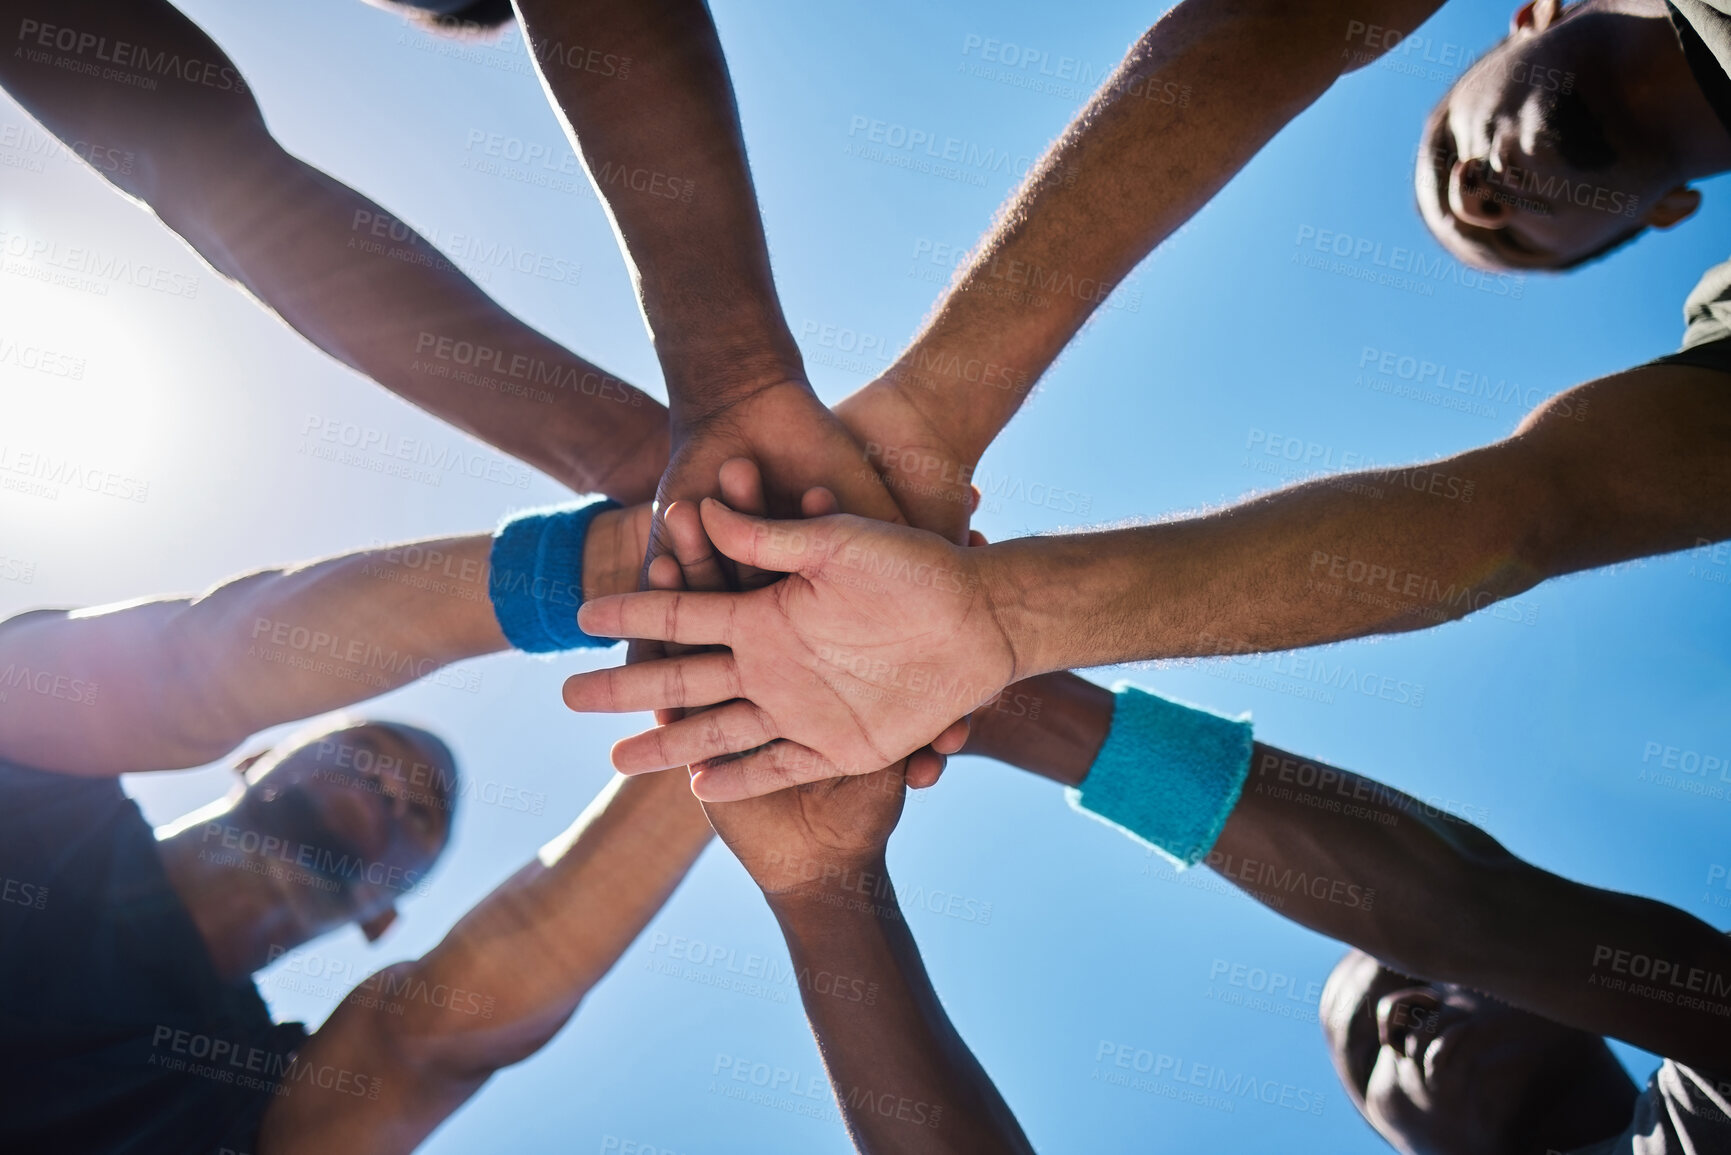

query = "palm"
[732,517,1015,773]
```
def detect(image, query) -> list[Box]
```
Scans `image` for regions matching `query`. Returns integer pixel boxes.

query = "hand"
[583,502,655,601]
[708,768,906,899]
[652,381,906,576]
[564,503,1013,799]
[644,503,909,896]
[834,378,978,545]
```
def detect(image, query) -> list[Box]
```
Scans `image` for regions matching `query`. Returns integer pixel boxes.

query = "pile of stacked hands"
[1,0,1729,1152]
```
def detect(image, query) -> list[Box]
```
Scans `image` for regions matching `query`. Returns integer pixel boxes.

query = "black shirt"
[1649,256,1731,375]
[0,761,306,1155]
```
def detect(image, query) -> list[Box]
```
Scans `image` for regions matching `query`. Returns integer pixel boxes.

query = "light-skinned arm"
[963,670,1731,1075]
[257,765,713,1155]
[562,363,1731,795]
[0,505,650,777]
[849,0,1443,471]
[0,0,667,501]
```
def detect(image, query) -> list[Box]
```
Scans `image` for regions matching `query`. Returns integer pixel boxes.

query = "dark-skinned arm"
[649,479,1030,1153]
[0,0,668,501]
[764,863,1037,1155]
[965,671,1731,1076]
[512,0,905,534]
[258,768,713,1155]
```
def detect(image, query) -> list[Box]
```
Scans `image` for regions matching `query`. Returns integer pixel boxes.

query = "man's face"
[1321,951,1627,1155]
[1420,1,1673,269]
[233,723,453,937]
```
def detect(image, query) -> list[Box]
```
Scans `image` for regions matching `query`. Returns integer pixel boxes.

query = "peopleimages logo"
[1294,225,1525,299]
[1092,1041,1327,1115]
[198,819,430,897]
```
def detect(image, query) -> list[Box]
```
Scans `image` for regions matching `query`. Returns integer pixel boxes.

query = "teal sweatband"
[489,498,621,653]
[1065,682,1252,869]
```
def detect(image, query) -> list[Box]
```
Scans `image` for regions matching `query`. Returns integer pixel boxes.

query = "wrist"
[964,673,1114,787]
[976,544,1045,682]
[659,342,809,425]
[490,499,623,652]
[582,504,653,601]
[761,852,896,927]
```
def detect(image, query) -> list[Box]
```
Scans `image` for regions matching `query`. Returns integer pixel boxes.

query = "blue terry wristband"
[1065,682,1253,869]
[489,498,622,653]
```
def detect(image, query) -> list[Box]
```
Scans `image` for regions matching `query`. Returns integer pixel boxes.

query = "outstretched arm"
[986,366,1731,674]
[764,854,1037,1155]
[0,0,667,500]
[257,766,714,1155]
[852,0,1443,468]
[512,0,904,533]
[564,363,1731,794]
[966,671,1731,1076]
[0,505,649,777]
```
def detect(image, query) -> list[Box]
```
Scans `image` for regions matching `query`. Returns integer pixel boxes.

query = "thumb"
[700,498,836,577]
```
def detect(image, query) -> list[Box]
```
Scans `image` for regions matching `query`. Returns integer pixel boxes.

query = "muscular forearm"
[1215,747,1731,1071]
[986,372,1731,676]
[392,770,712,1076]
[983,469,1531,677]
[0,534,498,774]
[167,149,668,501]
[0,505,647,775]
[260,770,713,1154]
[180,534,507,741]
[986,439,1555,677]
[972,684,1731,1070]
[767,876,1035,1154]
[884,0,1441,461]
[514,0,803,408]
[0,0,668,501]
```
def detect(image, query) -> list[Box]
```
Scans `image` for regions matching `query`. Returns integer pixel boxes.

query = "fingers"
[801,485,840,518]
[641,554,690,726]
[698,498,841,576]
[930,716,971,756]
[610,700,780,774]
[562,650,741,714]
[576,589,736,647]
[662,501,730,594]
[719,457,768,516]
[687,740,842,801]
[646,553,686,592]
[968,529,989,548]
[906,748,947,790]
[718,457,778,588]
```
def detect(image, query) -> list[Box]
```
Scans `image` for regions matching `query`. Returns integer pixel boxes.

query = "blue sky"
[2,0,1729,1150]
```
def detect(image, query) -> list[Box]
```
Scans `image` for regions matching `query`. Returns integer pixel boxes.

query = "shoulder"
[1635,258,1731,376]
[1581,1059,1731,1155]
